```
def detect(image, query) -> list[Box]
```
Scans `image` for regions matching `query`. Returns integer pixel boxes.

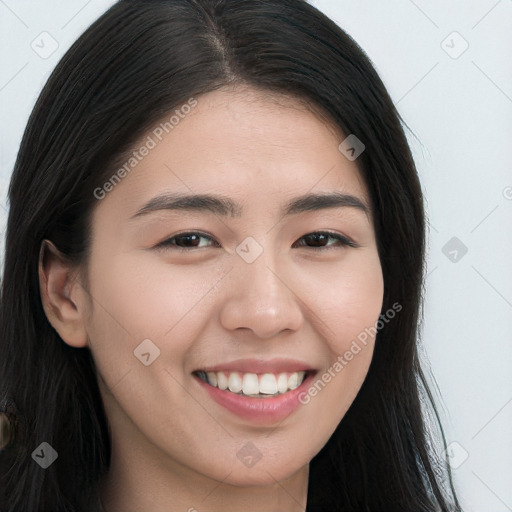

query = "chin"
[206,455,308,488]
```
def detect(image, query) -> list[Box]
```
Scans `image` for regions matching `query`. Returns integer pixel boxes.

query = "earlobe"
[38,239,89,348]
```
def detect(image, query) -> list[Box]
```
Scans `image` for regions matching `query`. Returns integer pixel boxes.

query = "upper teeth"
[199,371,307,397]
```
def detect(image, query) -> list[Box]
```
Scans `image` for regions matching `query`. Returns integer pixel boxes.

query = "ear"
[38,239,89,348]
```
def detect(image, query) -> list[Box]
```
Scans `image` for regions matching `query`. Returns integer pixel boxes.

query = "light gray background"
[1,1,511,510]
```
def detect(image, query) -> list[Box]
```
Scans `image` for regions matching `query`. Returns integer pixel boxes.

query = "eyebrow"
[130,191,370,220]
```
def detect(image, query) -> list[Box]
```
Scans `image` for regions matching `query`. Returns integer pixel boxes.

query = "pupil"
[306,233,326,247]
[180,234,198,246]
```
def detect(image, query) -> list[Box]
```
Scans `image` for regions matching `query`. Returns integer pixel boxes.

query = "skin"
[39,85,384,512]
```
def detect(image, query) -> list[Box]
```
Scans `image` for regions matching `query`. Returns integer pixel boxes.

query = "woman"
[0,0,461,510]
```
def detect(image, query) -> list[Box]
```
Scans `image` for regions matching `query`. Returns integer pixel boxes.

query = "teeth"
[242,373,259,395]
[217,372,228,390]
[228,372,243,393]
[259,373,278,394]
[288,372,299,390]
[277,373,288,394]
[199,370,308,397]
[206,372,217,387]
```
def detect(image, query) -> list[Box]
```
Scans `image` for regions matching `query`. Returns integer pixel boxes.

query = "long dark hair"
[0,0,461,510]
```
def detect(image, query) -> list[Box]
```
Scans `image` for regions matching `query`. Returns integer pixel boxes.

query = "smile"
[195,370,308,398]
[192,359,318,424]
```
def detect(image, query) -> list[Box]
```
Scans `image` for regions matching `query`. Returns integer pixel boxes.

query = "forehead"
[93,86,370,220]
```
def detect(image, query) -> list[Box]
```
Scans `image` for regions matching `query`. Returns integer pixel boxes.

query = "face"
[79,86,383,487]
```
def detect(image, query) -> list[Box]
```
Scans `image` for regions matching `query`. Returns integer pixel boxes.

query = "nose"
[218,249,304,339]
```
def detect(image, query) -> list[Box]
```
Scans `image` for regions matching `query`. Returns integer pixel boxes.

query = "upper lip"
[194,358,317,374]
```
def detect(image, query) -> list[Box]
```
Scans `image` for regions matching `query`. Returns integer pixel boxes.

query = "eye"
[154,232,219,251]
[292,231,358,250]
[155,231,359,251]
[154,230,358,252]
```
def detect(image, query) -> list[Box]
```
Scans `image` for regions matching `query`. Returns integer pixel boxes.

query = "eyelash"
[154,231,359,252]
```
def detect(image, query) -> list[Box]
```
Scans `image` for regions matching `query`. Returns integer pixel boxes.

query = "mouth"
[191,358,319,423]
[193,369,314,398]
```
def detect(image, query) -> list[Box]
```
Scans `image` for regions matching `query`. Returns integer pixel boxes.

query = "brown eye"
[293,231,358,250]
[154,230,358,252]
[155,232,219,251]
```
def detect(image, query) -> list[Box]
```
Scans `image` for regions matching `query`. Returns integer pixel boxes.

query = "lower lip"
[194,372,316,424]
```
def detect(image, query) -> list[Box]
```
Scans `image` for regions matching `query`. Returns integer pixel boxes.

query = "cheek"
[87,250,226,339]
[84,250,229,386]
[295,251,383,416]
[300,250,384,347]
